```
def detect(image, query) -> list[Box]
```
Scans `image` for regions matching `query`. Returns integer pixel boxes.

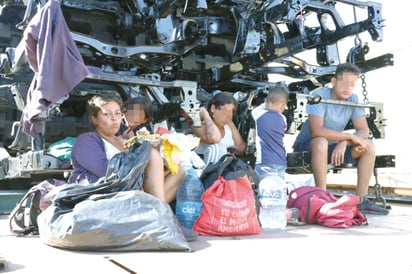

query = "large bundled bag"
[193,175,261,236]
[37,142,190,251]
[38,190,189,251]
[288,186,367,228]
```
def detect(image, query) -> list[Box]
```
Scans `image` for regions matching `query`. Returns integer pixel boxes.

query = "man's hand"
[354,144,366,153]
[351,135,368,153]
[331,141,347,166]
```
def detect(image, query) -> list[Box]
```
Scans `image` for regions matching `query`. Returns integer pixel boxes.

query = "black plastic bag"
[200,154,260,190]
[53,142,151,207]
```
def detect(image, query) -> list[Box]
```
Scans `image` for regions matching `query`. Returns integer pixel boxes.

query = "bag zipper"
[305,195,312,223]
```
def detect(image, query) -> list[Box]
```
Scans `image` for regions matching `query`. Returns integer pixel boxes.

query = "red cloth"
[316,195,367,228]
[156,127,170,135]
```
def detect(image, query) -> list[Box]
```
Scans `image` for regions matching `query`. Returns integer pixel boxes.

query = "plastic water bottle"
[287,175,316,193]
[175,167,205,229]
[287,207,300,223]
[258,175,287,229]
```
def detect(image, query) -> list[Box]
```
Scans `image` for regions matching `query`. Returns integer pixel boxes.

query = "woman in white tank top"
[192,92,246,164]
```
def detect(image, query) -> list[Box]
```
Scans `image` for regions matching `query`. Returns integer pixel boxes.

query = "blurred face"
[92,101,123,137]
[124,105,148,129]
[211,103,234,127]
[331,72,358,100]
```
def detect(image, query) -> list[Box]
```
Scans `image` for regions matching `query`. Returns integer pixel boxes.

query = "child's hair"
[87,94,123,117]
[124,96,153,122]
[335,63,361,78]
[265,85,289,104]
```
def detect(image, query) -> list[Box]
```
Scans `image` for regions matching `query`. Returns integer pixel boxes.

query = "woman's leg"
[164,166,186,203]
[143,148,167,201]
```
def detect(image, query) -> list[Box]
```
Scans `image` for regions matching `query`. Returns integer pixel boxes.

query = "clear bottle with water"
[175,167,205,229]
[258,175,287,229]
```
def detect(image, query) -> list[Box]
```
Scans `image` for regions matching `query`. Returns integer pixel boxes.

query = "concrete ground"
[1,202,411,274]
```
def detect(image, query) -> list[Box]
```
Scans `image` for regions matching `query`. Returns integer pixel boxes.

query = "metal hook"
[352,6,362,46]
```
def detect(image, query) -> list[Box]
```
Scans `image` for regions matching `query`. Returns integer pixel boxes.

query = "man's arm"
[350,115,371,151]
[308,115,353,142]
[191,106,222,144]
[352,115,370,139]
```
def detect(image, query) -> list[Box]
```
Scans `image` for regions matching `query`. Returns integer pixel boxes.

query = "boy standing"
[252,86,289,180]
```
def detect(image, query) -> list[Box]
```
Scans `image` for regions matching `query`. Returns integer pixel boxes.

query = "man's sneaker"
[357,198,389,215]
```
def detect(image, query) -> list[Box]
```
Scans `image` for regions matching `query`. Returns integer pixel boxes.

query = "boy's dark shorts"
[293,142,358,166]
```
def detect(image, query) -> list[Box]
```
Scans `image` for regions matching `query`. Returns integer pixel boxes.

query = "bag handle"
[215,154,236,178]
[8,190,35,235]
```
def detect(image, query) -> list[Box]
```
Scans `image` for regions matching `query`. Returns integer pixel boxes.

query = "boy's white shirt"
[251,103,266,120]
